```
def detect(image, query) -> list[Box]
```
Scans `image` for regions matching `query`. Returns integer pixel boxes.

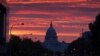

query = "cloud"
[9,2,100,19]
[8,2,100,42]
[90,0,100,2]
[7,0,86,4]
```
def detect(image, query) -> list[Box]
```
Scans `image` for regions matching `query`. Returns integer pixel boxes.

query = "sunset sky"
[7,0,100,43]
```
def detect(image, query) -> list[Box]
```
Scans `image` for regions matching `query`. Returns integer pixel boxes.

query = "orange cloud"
[12,31,43,35]
[10,30,80,37]
[57,33,80,37]
[10,29,80,43]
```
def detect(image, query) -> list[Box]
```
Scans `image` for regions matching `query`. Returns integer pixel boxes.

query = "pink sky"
[7,0,100,43]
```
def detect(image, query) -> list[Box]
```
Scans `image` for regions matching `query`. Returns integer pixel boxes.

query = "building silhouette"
[0,2,7,56]
[44,21,58,44]
[42,21,68,52]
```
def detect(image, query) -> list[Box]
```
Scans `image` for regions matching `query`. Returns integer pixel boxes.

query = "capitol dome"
[42,21,68,52]
[45,21,57,42]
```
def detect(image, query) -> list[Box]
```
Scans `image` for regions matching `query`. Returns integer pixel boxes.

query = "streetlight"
[9,23,24,56]
[10,23,24,36]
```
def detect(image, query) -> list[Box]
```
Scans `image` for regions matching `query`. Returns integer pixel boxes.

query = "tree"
[9,35,22,56]
[8,35,50,56]
[65,31,93,56]
[89,14,100,54]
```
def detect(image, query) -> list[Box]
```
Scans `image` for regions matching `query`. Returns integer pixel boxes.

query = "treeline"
[7,35,47,56]
[7,35,65,56]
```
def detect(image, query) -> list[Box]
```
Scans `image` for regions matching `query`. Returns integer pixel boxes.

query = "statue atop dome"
[50,21,53,27]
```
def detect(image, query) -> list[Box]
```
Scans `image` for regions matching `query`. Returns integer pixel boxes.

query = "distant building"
[42,21,68,52]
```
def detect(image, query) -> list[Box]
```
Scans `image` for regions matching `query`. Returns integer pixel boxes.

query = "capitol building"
[42,21,68,52]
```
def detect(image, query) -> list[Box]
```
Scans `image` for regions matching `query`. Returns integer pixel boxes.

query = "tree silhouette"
[65,31,94,56]
[9,35,22,56]
[65,38,85,56]
[89,14,100,54]
[64,14,100,56]
[8,35,52,56]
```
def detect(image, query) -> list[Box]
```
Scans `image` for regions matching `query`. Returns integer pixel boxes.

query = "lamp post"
[9,23,24,56]
[10,23,24,36]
